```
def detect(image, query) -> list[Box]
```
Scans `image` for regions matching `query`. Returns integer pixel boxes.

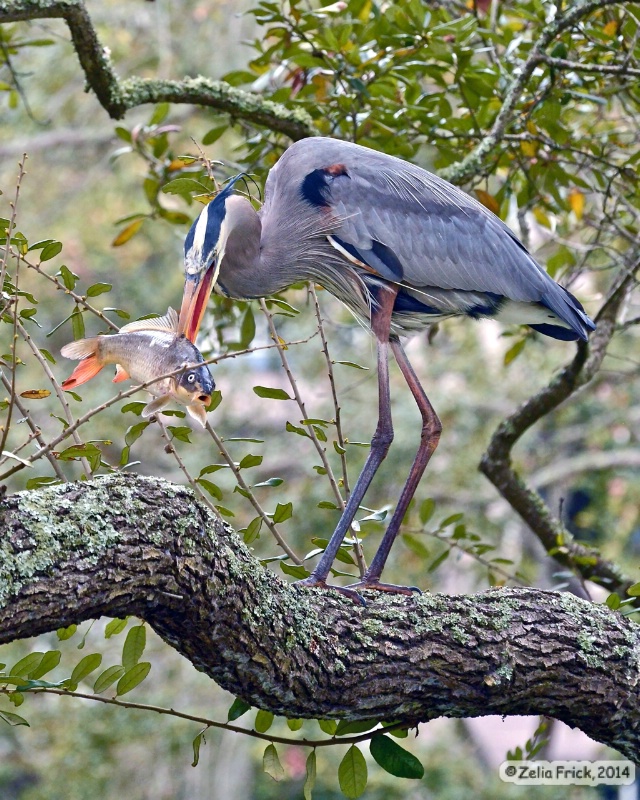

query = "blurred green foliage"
[1,0,639,797]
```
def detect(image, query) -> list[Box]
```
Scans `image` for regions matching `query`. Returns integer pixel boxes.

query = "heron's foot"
[294,575,367,606]
[345,578,422,597]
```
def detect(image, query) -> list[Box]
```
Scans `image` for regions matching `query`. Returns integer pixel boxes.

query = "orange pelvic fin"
[61,354,104,390]
[112,364,130,383]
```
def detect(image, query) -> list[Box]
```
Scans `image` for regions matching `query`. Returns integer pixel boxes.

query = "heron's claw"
[294,575,367,606]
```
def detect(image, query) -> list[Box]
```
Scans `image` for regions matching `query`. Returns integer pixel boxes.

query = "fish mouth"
[197,394,211,406]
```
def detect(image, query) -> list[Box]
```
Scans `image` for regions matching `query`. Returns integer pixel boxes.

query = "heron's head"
[178,179,240,342]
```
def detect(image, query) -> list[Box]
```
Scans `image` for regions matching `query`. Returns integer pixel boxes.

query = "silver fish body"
[61,308,214,426]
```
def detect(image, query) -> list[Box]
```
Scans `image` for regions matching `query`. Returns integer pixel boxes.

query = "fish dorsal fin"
[119,308,179,335]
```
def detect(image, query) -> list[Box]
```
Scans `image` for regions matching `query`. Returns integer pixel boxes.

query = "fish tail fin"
[60,338,103,390]
[60,338,100,361]
[61,354,104,390]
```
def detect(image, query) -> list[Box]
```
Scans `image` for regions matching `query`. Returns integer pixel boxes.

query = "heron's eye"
[187,373,196,384]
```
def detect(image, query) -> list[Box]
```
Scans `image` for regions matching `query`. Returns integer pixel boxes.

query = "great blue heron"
[178,137,595,600]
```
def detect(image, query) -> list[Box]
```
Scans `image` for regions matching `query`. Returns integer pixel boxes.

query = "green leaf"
[70,306,85,341]
[202,125,228,145]
[606,592,621,610]
[86,282,112,297]
[338,745,368,798]
[504,337,526,366]
[239,453,263,469]
[116,662,151,696]
[29,650,61,679]
[112,219,144,247]
[369,734,424,779]
[192,730,206,767]
[93,665,125,694]
[335,719,378,736]
[419,498,436,525]
[122,625,146,670]
[255,710,274,733]
[10,652,44,678]
[149,102,170,126]
[242,516,263,545]
[334,360,369,370]
[240,307,256,347]
[198,479,223,501]
[104,618,128,638]
[70,653,103,687]
[318,719,337,735]
[57,624,77,641]
[0,710,29,727]
[227,697,251,721]
[40,241,62,261]
[253,477,283,488]
[124,421,149,448]
[272,502,293,523]
[58,265,78,290]
[162,178,211,196]
[440,513,464,527]
[627,583,640,597]
[263,743,285,781]
[287,718,303,731]
[280,562,309,579]
[253,386,291,401]
[304,751,316,800]
[167,425,192,443]
[428,549,450,573]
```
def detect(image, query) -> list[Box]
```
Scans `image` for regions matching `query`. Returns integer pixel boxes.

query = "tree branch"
[1,475,639,762]
[0,0,316,140]
[442,0,635,184]
[480,265,639,597]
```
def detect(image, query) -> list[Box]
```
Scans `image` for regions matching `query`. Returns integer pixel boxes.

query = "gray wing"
[269,138,592,336]
[326,147,547,300]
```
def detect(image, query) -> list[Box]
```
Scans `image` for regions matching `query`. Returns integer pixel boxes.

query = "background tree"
[0,0,639,797]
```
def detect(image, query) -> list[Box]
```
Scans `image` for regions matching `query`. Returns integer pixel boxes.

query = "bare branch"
[0,0,316,140]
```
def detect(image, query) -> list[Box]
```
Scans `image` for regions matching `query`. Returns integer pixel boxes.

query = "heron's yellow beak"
[178,266,216,343]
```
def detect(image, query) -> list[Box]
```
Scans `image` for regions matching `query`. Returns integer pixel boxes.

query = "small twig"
[0,686,411,748]
[204,420,303,565]
[0,155,29,458]
[18,250,120,332]
[309,285,368,576]
[259,298,345,510]
[14,317,92,477]
[154,416,217,514]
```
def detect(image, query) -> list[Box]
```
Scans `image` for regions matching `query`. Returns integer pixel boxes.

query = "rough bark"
[0,475,639,762]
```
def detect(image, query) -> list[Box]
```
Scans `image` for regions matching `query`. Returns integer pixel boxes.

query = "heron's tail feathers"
[538,285,596,342]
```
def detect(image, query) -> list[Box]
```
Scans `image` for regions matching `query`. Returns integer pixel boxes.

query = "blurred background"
[1,0,638,797]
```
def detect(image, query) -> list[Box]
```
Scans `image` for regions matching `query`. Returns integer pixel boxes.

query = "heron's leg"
[296,284,398,601]
[348,338,442,594]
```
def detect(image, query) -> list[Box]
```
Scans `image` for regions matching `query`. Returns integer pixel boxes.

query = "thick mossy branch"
[480,269,638,599]
[0,0,316,139]
[0,475,639,762]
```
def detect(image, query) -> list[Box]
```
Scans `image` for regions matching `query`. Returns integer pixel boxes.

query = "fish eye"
[186,372,196,383]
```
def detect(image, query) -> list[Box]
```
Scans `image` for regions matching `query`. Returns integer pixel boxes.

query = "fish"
[60,308,214,427]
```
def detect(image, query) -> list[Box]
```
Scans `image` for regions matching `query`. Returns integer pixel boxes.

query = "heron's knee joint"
[372,429,394,450]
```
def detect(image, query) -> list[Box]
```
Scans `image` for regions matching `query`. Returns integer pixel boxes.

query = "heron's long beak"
[178,265,216,343]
